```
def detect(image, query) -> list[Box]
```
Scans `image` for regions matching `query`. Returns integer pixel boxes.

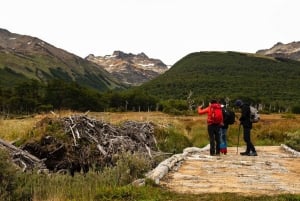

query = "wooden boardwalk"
[160,146,300,195]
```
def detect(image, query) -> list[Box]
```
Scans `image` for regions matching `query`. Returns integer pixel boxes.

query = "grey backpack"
[250,106,260,123]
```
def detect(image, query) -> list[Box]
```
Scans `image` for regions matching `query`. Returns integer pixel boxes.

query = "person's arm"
[198,106,209,115]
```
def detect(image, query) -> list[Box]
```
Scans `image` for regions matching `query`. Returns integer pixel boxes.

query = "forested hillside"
[138,51,300,106]
[0,28,123,91]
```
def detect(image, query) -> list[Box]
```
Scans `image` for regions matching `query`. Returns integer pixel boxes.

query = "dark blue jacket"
[239,103,252,129]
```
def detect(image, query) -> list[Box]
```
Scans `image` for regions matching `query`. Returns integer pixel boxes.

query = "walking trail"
[159,146,300,195]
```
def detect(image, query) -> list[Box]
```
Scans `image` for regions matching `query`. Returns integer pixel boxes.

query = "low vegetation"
[0,112,299,200]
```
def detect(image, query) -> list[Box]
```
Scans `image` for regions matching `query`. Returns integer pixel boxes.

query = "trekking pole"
[236,124,241,154]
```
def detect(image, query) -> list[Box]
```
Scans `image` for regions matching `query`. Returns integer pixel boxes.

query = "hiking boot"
[248,152,258,156]
[240,152,249,156]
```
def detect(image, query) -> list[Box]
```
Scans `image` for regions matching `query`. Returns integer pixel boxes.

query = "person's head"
[219,99,226,107]
[210,99,217,104]
[234,99,243,107]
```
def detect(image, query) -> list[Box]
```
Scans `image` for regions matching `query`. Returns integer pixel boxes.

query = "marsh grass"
[0,118,37,141]
[2,112,300,149]
[1,111,300,200]
[26,172,300,201]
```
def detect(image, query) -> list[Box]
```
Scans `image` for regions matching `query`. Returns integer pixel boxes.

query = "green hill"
[0,28,124,91]
[138,51,300,105]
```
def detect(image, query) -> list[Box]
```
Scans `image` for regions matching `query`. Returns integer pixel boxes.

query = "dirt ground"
[160,146,300,195]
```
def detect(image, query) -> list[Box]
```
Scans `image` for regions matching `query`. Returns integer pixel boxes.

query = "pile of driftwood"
[63,115,158,159]
[3,114,160,175]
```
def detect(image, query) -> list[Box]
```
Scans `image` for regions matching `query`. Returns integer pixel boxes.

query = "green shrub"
[99,152,152,186]
[281,113,296,119]
[0,149,31,201]
[93,185,167,201]
[292,105,300,114]
[155,127,192,153]
[257,130,288,144]
[0,149,18,200]
[285,131,300,151]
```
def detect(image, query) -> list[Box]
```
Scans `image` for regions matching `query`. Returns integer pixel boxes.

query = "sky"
[1,0,300,65]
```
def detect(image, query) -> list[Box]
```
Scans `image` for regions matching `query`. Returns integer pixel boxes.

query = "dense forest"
[138,51,300,111]
[0,79,159,115]
[1,78,300,116]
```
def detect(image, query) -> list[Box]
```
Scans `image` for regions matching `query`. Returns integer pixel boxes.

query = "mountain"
[256,41,300,61]
[0,28,123,91]
[86,51,168,86]
[137,51,300,105]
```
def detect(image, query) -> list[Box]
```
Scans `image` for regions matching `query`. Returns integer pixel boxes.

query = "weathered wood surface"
[160,145,300,195]
[146,145,210,184]
[62,115,159,159]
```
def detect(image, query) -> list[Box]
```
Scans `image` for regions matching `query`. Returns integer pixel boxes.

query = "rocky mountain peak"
[0,28,123,91]
[86,51,168,86]
[137,52,148,58]
[112,50,131,59]
[256,41,300,61]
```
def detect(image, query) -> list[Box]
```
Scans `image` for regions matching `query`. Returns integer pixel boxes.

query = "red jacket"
[198,103,223,125]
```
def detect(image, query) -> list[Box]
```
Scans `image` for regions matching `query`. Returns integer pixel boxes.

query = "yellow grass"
[0,118,37,141]
[1,111,300,146]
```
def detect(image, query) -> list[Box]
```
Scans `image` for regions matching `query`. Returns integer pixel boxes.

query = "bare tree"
[187,90,195,111]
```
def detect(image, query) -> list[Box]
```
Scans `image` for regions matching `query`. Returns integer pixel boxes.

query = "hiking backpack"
[210,103,223,125]
[223,108,235,125]
[250,106,260,123]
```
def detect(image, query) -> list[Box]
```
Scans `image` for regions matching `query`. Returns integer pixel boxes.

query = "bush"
[292,105,300,114]
[285,131,300,152]
[281,113,296,119]
[0,149,18,200]
[100,152,152,186]
[155,127,192,153]
[0,149,31,201]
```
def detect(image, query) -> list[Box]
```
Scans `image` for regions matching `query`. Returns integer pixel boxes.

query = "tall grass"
[1,112,300,200]
[2,112,300,149]
[0,118,37,141]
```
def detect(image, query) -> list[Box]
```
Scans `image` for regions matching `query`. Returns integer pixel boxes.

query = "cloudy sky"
[1,0,300,65]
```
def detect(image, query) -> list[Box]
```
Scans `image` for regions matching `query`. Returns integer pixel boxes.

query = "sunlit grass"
[0,118,38,141]
[2,112,300,148]
[1,111,300,200]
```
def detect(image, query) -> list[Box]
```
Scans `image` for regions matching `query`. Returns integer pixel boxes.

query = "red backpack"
[210,103,223,125]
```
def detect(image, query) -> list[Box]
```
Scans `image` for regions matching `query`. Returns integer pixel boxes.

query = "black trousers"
[243,127,256,153]
[208,124,220,155]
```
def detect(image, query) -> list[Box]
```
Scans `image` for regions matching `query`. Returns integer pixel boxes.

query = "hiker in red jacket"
[198,99,223,156]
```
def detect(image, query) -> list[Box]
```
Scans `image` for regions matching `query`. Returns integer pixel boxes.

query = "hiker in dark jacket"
[235,99,257,156]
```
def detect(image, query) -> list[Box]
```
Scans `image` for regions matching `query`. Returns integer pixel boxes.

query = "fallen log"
[145,144,210,184]
[0,138,48,172]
